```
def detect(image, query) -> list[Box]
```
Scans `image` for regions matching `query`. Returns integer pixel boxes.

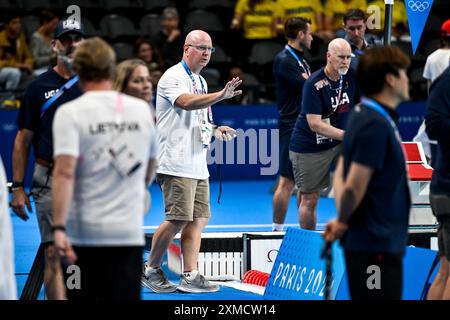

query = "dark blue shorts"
[279,125,294,179]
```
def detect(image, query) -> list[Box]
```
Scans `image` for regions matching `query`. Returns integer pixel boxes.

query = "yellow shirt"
[235,0,283,39]
[278,0,324,32]
[0,31,33,68]
[368,0,408,33]
[324,0,368,30]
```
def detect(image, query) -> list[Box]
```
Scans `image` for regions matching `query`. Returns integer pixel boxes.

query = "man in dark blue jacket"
[324,46,411,300]
[272,17,313,231]
[10,17,86,299]
[425,65,450,300]
[289,38,358,230]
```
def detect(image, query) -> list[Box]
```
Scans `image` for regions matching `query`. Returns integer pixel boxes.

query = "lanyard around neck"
[323,68,345,118]
[180,60,213,123]
[181,60,205,94]
[336,76,344,105]
[361,97,402,143]
[40,75,79,118]
[285,45,310,76]
[324,67,344,108]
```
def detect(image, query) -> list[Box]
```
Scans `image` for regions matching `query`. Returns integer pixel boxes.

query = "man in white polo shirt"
[142,29,242,293]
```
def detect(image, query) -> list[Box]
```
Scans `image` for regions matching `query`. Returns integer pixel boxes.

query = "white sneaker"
[177,272,220,293]
[141,265,177,293]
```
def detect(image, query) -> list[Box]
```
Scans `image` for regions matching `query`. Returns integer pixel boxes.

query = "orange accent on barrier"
[242,270,270,287]
[407,163,434,181]
[168,243,181,257]
[402,142,423,163]
[401,142,433,181]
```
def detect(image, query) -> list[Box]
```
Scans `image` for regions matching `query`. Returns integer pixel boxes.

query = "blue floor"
[11,179,337,300]
[144,179,337,233]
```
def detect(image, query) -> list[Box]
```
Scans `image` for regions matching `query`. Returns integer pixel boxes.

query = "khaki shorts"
[32,164,54,244]
[289,144,341,193]
[158,174,211,221]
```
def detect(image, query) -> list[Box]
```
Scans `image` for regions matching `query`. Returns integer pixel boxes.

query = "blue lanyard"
[361,97,402,143]
[40,75,79,118]
[325,71,344,117]
[336,75,344,104]
[285,45,310,76]
[181,60,206,94]
[180,60,213,123]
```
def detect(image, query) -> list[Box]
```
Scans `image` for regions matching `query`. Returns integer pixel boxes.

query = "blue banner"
[264,228,346,300]
[405,0,434,54]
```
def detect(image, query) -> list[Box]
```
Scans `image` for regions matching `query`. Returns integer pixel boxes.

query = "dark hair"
[2,12,21,24]
[39,9,57,25]
[441,33,450,47]
[133,37,163,67]
[356,46,410,96]
[285,17,311,40]
[343,8,365,24]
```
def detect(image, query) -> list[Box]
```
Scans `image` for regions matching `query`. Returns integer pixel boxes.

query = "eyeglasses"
[187,44,216,53]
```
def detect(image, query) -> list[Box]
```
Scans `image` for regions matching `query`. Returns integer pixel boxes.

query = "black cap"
[53,17,86,39]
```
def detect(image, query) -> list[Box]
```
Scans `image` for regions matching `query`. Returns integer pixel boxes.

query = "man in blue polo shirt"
[272,17,313,232]
[342,9,377,71]
[10,17,86,300]
[425,65,450,300]
[289,38,358,230]
[324,46,411,300]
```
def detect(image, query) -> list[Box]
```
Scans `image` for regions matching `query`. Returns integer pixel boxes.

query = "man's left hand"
[323,219,348,243]
[215,126,237,141]
[54,230,77,265]
[221,77,243,100]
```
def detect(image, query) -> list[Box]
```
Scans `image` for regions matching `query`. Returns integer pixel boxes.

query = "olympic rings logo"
[407,0,430,12]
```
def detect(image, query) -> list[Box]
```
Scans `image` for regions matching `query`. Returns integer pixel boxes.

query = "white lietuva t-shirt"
[53,91,158,246]
[0,158,17,299]
[156,62,210,180]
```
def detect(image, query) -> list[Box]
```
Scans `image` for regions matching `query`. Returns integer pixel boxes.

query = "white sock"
[272,223,284,231]
[183,270,199,279]
[145,264,159,273]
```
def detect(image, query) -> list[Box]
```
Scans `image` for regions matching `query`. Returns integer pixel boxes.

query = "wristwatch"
[51,225,66,233]
[11,181,24,191]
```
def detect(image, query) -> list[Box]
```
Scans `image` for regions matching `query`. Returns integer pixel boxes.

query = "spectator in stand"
[230,0,282,66]
[324,0,367,36]
[30,10,59,76]
[368,0,408,39]
[133,37,164,73]
[277,0,326,39]
[0,13,33,99]
[151,7,184,69]
[226,66,258,105]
